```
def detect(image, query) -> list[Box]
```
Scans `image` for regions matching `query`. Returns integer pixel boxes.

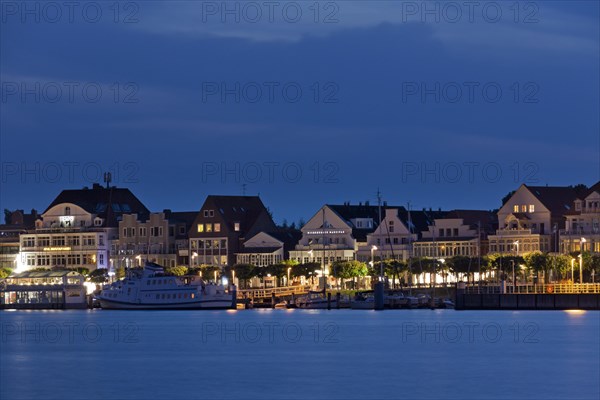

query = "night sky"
[1,1,599,224]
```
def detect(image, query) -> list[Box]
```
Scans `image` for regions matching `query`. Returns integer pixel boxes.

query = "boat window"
[161,294,165,299]
[178,293,182,299]
[190,293,195,299]
[184,293,187,298]
[156,294,160,299]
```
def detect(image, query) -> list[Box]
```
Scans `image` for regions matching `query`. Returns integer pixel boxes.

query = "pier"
[455,283,600,310]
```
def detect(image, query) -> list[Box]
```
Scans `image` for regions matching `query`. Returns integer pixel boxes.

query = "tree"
[524,252,548,283]
[383,259,408,288]
[164,266,188,276]
[198,264,221,281]
[448,256,473,283]
[331,260,368,289]
[230,263,257,289]
[292,262,320,278]
[4,209,11,224]
[501,191,516,205]
[0,267,13,279]
[89,268,108,284]
[116,267,126,279]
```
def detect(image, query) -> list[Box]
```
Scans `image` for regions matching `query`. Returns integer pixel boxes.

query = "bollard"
[271,293,276,309]
[231,284,237,309]
[327,292,331,310]
[374,282,384,310]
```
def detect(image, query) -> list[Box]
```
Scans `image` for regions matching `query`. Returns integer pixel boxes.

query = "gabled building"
[188,196,276,267]
[363,207,445,262]
[288,202,380,268]
[561,181,600,254]
[235,229,301,267]
[110,210,197,270]
[413,210,497,258]
[18,184,149,272]
[488,184,581,255]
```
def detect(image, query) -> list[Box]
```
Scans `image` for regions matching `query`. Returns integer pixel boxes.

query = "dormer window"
[65,207,71,215]
[203,210,214,218]
[234,222,240,232]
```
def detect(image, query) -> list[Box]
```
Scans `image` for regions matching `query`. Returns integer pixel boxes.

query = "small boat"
[274,300,288,309]
[384,291,410,308]
[296,291,337,309]
[98,262,235,310]
[440,298,455,309]
[350,291,375,310]
[416,294,432,308]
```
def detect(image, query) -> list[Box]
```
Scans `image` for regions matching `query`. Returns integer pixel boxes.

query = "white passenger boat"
[98,263,235,310]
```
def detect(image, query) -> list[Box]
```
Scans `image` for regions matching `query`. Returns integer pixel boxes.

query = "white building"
[18,184,149,272]
[488,184,580,256]
[561,181,600,254]
[413,210,496,258]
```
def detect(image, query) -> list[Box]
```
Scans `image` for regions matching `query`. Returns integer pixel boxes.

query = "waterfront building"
[488,184,581,256]
[0,269,87,309]
[560,181,600,254]
[413,210,497,258]
[288,203,378,269]
[235,229,301,267]
[110,210,197,270]
[0,209,39,270]
[188,195,277,267]
[363,207,443,262]
[18,184,149,272]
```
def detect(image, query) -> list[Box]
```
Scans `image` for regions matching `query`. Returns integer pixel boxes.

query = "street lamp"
[232,269,235,286]
[571,258,575,283]
[513,241,519,289]
[578,254,583,284]
[371,245,378,280]
[287,267,291,286]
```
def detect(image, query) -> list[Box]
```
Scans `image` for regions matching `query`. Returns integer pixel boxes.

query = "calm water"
[1,309,598,400]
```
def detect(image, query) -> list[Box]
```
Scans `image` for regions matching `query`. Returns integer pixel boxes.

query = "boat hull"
[99,298,234,310]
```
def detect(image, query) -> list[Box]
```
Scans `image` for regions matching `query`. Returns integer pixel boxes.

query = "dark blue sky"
[1,1,599,224]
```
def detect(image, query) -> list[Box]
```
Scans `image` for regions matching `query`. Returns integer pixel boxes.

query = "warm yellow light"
[564,309,586,315]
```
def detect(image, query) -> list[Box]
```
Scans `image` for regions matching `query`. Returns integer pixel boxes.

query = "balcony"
[493,229,533,236]
[560,229,600,236]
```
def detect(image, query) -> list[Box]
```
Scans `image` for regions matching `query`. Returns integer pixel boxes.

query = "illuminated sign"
[43,247,72,251]
[307,230,345,235]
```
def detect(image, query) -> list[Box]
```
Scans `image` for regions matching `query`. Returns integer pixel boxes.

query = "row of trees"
[4,250,599,286]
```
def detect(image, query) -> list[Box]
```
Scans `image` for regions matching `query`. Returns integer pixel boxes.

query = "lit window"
[191,293,195,299]
[513,205,519,213]
[214,223,220,232]
[521,205,527,212]
[529,205,535,213]
[234,223,240,231]
[197,224,204,233]
[206,224,212,233]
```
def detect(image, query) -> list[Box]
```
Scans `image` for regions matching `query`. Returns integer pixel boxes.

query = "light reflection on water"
[1,309,599,400]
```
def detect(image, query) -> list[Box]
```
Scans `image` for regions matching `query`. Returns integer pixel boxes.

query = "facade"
[236,229,301,267]
[1,270,87,309]
[488,184,581,256]
[561,182,600,254]
[188,195,277,267]
[110,210,197,270]
[18,184,149,272]
[413,210,497,258]
[0,209,39,270]
[289,203,382,268]
[362,207,443,262]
